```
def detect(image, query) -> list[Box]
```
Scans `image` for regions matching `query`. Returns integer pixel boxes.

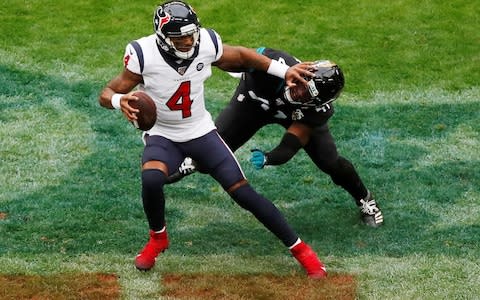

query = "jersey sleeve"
[205,28,224,62]
[123,42,142,75]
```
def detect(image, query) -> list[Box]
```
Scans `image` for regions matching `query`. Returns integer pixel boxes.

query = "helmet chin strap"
[164,30,200,60]
[173,46,195,60]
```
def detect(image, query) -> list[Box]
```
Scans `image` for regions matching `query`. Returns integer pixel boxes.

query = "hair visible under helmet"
[153,1,201,60]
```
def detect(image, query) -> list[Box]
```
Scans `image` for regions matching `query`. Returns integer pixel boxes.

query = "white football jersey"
[123,28,224,142]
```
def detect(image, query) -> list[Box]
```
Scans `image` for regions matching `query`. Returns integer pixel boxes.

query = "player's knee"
[142,169,167,189]
[226,179,248,194]
[142,160,168,173]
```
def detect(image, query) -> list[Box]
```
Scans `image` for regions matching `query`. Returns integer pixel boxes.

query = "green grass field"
[1,0,479,299]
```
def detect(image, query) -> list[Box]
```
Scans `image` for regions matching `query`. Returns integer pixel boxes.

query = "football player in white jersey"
[99,1,326,278]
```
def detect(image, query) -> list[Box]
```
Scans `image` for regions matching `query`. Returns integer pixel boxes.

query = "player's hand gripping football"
[250,149,267,170]
[116,91,157,131]
[117,93,140,122]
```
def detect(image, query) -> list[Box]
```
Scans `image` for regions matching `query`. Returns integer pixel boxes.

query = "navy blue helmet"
[153,1,201,60]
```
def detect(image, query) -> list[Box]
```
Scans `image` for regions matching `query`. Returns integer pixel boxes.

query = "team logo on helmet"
[159,13,170,29]
[153,2,201,60]
[155,8,171,30]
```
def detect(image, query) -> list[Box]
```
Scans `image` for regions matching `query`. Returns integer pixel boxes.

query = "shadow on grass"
[1,65,479,261]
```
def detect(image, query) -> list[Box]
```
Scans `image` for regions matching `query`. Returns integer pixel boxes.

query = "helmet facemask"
[284,80,321,107]
[284,60,345,107]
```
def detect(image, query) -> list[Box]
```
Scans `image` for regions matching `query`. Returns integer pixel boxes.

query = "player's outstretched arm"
[214,45,314,87]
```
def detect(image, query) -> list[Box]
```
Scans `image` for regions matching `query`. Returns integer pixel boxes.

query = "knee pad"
[142,169,167,190]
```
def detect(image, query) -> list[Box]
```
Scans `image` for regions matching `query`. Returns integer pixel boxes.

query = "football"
[129,91,157,131]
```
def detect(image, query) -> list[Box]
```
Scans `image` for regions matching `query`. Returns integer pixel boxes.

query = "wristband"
[111,93,124,110]
[267,59,289,79]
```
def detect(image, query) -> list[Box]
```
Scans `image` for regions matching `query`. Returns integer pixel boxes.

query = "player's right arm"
[99,69,143,121]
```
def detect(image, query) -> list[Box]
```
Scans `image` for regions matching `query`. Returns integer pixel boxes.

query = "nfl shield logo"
[177,66,187,75]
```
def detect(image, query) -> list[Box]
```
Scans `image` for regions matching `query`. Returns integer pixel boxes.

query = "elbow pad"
[265,132,302,165]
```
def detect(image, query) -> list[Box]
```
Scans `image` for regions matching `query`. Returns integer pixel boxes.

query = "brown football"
[129,91,157,131]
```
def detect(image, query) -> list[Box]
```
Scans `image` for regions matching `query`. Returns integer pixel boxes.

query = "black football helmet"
[284,60,345,107]
[153,1,201,60]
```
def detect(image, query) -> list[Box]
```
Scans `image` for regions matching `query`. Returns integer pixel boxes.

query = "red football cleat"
[291,241,327,279]
[135,229,169,271]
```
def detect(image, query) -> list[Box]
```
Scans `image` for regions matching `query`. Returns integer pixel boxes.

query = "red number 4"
[165,81,193,118]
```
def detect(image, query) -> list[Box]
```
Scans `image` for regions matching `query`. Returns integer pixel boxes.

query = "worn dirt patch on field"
[0,273,119,299]
[162,273,356,300]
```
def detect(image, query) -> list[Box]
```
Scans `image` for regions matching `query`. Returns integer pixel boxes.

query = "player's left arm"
[214,44,314,87]
[250,122,313,169]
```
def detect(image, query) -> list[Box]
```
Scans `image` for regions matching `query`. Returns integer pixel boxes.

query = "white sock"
[154,226,166,234]
[288,238,302,249]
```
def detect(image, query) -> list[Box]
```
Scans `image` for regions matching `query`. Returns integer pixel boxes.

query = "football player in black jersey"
[168,47,383,228]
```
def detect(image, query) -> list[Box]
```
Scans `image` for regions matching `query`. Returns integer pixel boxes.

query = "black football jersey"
[241,47,333,127]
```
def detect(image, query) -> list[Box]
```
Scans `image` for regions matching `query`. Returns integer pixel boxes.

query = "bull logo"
[159,13,170,29]
[155,8,171,30]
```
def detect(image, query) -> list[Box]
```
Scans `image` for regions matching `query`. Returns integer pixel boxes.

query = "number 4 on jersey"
[166,81,193,118]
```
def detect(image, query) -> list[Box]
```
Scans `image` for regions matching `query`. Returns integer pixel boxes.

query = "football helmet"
[153,1,201,60]
[284,60,345,107]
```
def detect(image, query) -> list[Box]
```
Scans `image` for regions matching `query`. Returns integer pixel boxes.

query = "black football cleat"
[359,191,384,227]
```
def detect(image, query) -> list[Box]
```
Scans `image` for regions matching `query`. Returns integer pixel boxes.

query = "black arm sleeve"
[265,132,303,165]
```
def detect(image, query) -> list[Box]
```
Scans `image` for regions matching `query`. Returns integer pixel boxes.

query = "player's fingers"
[121,95,140,120]
[285,64,315,87]
[296,63,316,77]
[286,77,305,87]
[122,109,137,121]
[285,70,308,87]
